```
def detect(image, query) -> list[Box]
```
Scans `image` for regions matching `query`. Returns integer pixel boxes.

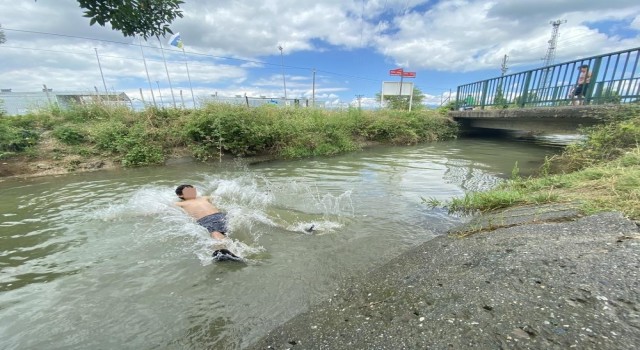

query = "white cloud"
[1,0,639,103]
[630,14,640,30]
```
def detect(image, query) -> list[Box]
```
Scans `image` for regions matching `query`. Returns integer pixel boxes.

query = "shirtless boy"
[572,64,592,105]
[175,184,241,261]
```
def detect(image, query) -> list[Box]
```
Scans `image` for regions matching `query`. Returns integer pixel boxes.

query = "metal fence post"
[520,71,533,108]
[586,57,602,105]
[480,80,489,110]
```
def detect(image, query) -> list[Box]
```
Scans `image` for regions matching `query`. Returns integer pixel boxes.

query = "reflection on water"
[0,138,556,349]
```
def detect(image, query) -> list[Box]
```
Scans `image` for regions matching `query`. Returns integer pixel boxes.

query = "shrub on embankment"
[0,102,457,168]
[429,104,640,220]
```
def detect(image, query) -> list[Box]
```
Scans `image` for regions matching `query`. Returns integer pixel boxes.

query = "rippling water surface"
[0,139,556,349]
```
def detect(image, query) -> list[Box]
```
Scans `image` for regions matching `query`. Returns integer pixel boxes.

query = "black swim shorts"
[574,83,588,96]
[196,213,228,234]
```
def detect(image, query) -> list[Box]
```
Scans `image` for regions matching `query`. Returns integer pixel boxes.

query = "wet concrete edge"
[245,204,640,350]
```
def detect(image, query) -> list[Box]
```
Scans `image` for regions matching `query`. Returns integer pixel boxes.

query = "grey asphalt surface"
[246,208,640,350]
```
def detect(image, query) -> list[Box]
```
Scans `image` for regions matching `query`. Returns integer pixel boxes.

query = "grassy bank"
[428,104,640,220]
[0,103,457,175]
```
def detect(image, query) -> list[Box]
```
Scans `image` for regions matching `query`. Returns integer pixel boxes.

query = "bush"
[121,144,164,167]
[360,110,456,144]
[89,119,166,167]
[558,116,640,171]
[183,104,275,158]
[63,103,115,123]
[53,125,86,145]
[0,119,39,152]
[91,120,130,152]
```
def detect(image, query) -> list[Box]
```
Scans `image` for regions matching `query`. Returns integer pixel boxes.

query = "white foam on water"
[90,187,179,221]
[85,173,353,265]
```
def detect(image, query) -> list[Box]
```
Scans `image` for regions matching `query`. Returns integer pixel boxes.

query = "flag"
[168,32,183,49]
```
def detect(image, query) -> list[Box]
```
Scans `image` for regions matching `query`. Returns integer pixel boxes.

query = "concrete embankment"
[247,205,640,350]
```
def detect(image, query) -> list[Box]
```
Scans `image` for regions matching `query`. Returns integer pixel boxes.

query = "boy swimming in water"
[175,184,242,261]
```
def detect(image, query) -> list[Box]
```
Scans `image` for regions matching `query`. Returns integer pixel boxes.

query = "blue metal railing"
[456,47,640,109]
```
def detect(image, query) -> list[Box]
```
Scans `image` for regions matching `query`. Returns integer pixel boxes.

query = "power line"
[1,26,379,82]
[507,31,598,58]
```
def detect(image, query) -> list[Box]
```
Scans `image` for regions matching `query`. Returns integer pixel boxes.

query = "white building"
[0,88,131,116]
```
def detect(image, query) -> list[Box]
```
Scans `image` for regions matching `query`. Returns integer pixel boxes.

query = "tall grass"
[0,102,457,166]
[428,105,640,220]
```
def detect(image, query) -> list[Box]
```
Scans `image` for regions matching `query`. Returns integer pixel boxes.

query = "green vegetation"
[376,86,427,111]
[427,104,640,220]
[0,102,457,167]
[75,0,184,39]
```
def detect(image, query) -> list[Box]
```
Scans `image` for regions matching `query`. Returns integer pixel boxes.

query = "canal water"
[0,138,557,349]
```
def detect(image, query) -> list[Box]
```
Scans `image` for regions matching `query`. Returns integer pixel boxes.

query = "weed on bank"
[0,102,457,166]
[428,104,640,220]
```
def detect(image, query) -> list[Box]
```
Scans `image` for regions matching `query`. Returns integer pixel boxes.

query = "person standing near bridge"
[571,64,592,105]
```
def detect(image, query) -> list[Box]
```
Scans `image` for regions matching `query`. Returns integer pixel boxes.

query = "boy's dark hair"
[579,64,589,69]
[175,184,194,196]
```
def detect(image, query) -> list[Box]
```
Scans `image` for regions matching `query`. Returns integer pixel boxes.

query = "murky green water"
[0,139,557,349]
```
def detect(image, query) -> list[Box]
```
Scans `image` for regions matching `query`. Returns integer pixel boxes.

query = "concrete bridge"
[448,105,623,134]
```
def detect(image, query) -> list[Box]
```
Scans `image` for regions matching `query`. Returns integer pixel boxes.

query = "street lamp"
[278,45,288,101]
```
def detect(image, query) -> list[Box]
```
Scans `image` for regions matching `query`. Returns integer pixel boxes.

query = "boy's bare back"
[175,187,220,220]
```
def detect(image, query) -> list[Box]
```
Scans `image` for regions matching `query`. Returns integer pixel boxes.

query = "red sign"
[389,68,403,76]
[402,71,416,78]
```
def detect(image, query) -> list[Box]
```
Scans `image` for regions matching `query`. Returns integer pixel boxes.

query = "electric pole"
[500,54,509,76]
[540,19,566,90]
[278,45,287,102]
[355,94,364,109]
[542,20,566,68]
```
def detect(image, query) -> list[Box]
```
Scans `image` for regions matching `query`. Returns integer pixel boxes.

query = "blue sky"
[1,0,639,108]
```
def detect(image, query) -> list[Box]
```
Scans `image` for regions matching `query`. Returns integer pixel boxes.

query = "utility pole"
[312,69,316,107]
[278,45,287,102]
[500,54,509,76]
[355,94,363,109]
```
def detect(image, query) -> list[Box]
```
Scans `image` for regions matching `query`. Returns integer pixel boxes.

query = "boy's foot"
[212,249,243,262]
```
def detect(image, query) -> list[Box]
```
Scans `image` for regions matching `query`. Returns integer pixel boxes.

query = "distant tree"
[436,101,456,115]
[493,84,508,108]
[514,91,539,107]
[376,86,426,110]
[600,88,622,104]
[73,0,184,39]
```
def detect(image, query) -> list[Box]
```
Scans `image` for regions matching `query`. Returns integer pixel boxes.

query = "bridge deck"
[449,105,622,133]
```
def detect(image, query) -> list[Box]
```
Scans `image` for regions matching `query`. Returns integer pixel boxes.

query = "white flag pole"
[157,36,177,108]
[169,33,196,108]
[138,36,157,108]
[181,46,196,108]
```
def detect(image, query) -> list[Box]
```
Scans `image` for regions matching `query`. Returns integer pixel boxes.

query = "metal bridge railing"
[456,47,640,110]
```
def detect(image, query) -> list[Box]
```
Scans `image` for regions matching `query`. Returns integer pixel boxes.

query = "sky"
[1,0,639,109]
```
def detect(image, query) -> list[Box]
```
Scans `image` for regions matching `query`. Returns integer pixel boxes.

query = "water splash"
[86,174,352,264]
